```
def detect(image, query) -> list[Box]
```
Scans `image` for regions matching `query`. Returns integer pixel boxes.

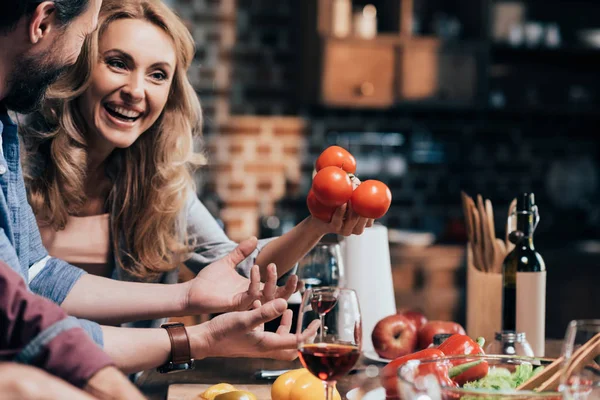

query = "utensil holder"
[466,244,503,346]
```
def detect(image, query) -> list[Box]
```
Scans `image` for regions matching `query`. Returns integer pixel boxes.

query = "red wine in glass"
[311,293,338,315]
[299,343,360,381]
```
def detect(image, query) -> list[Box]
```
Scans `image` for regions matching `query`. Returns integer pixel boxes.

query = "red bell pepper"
[382,348,444,400]
[437,334,489,385]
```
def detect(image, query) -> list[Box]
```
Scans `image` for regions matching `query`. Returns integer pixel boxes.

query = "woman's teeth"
[105,104,141,121]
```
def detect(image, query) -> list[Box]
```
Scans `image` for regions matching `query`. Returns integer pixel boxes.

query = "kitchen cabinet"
[321,39,395,107]
[297,0,485,109]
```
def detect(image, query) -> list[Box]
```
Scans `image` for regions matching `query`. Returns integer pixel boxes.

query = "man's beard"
[3,48,68,114]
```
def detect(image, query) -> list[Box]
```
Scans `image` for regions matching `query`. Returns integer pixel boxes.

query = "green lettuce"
[463,363,544,391]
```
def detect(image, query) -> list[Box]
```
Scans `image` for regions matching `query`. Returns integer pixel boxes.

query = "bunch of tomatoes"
[307,146,392,222]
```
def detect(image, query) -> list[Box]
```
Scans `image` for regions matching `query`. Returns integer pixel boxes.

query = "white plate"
[362,349,391,364]
[346,387,386,400]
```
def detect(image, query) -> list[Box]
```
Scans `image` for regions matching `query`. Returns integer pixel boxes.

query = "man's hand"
[185,237,300,314]
[84,366,145,399]
[0,363,96,400]
[188,298,319,360]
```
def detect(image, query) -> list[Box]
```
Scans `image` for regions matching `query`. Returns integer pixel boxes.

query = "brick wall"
[205,116,305,241]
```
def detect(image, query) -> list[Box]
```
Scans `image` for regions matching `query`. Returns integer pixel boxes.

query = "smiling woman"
[23,0,205,286]
[19,0,374,332]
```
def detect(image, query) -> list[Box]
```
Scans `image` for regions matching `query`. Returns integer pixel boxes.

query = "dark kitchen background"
[168,0,600,339]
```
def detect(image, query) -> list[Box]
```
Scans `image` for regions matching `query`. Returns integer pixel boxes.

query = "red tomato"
[312,166,353,207]
[350,180,392,219]
[315,146,357,174]
[307,189,336,222]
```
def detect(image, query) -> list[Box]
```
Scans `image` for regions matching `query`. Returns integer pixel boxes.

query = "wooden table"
[136,340,563,400]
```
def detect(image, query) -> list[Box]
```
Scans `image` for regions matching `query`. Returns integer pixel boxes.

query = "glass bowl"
[397,355,562,399]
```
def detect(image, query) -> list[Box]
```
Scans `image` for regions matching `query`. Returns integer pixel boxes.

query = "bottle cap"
[433,333,454,346]
[495,330,526,343]
[517,193,535,212]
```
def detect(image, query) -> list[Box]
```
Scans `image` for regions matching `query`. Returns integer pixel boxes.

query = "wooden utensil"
[471,206,485,272]
[461,191,473,245]
[516,356,564,391]
[494,238,506,274]
[518,332,600,392]
[506,198,517,253]
[463,193,484,271]
[477,195,493,272]
[485,199,504,274]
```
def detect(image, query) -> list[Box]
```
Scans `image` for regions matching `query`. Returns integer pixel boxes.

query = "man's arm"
[101,298,319,374]
[0,264,145,399]
[0,363,95,400]
[0,263,111,387]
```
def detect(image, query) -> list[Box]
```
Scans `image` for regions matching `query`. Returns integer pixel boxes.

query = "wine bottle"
[501,193,546,356]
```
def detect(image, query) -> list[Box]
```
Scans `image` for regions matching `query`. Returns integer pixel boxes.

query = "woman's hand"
[188,298,319,361]
[308,203,375,237]
[185,237,299,314]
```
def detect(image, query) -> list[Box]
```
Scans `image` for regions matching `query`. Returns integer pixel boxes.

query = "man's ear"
[28,1,58,44]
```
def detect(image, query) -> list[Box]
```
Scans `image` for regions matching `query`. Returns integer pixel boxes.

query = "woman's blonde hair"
[23,0,204,280]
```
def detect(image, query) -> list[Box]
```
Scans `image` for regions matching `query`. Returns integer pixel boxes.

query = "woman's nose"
[121,76,145,103]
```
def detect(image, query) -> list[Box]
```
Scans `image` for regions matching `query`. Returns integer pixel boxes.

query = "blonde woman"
[4,0,323,376]
[23,0,373,330]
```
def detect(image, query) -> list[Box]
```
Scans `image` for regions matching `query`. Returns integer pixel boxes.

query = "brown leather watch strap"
[161,323,191,364]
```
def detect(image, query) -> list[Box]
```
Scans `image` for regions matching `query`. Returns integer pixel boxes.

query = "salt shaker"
[485,331,534,357]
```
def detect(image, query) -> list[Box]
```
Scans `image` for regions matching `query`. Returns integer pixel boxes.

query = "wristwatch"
[157,322,195,373]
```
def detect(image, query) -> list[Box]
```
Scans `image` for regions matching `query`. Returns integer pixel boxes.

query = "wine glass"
[560,319,600,399]
[297,242,345,292]
[297,287,362,400]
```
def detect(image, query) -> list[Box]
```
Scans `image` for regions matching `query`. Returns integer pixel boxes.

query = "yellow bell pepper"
[201,383,237,400]
[271,369,341,400]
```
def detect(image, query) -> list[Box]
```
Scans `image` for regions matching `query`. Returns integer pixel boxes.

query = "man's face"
[3,0,101,113]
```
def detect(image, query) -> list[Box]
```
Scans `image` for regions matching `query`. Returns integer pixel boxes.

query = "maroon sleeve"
[0,263,114,387]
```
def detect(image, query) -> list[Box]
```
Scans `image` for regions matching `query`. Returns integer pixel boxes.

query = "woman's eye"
[107,59,127,70]
[151,71,167,81]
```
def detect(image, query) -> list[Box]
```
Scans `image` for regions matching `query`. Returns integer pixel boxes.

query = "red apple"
[398,309,428,331]
[418,320,466,350]
[371,315,418,359]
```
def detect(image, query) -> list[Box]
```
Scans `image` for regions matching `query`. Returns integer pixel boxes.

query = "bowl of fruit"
[395,354,562,399]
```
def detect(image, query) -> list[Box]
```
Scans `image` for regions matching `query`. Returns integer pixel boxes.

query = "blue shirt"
[0,105,103,346]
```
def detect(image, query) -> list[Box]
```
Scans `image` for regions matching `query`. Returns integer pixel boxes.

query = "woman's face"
[79,18,177,154]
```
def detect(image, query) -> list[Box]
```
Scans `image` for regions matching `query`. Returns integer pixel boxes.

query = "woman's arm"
[255,204,373,278]
[61,238,297,324]
[184,192,372,279]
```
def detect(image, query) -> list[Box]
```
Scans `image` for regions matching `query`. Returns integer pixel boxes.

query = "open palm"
[185,237,299,314]
[189,299,320,361]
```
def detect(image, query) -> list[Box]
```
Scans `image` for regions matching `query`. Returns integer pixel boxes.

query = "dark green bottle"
[501,193,546,356]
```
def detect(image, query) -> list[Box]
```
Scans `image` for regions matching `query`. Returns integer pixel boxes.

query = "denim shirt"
[0,106,103,346]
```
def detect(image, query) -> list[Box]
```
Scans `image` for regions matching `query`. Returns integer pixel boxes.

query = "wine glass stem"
[324,381,336,400]
[319,314,325,342]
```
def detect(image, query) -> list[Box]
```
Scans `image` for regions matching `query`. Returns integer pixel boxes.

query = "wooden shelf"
[492,44,600,62]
